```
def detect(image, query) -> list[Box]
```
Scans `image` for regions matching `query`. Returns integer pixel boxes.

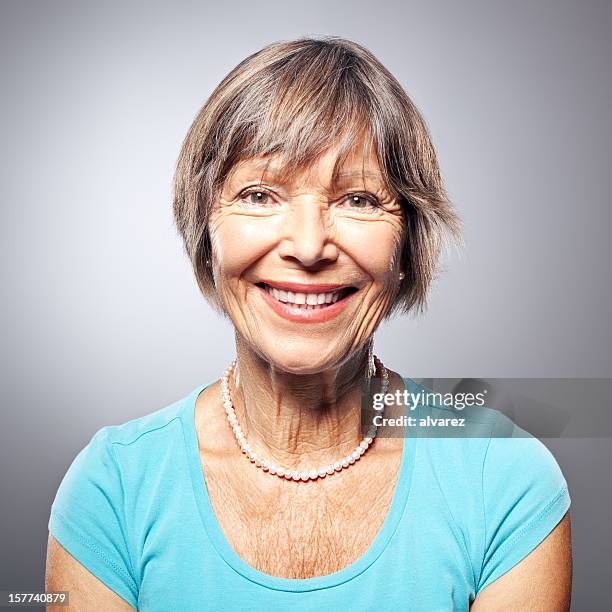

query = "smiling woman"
[173,36,461,323]
[207,140,409,345]
[46,36,571,611]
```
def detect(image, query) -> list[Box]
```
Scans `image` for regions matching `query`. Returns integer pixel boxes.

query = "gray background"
[1,0,610,609]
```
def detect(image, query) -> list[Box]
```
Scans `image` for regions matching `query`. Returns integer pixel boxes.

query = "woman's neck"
[228,334,372,470]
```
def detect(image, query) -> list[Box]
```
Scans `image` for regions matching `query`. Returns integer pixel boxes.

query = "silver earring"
[367,339,376,379]
[399,271,405,280]
[206,258,211,266]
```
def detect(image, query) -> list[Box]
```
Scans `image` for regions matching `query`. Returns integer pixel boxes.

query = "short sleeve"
[477,416,571,593]
[48,427,138,608]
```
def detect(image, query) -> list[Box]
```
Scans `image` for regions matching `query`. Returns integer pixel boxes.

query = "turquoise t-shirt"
[48,377,571,611]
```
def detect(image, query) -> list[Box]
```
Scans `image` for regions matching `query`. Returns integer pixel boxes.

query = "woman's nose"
[277,198,339,268]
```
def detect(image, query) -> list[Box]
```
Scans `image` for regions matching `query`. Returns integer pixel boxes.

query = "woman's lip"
[257,279,356,293]
[255,283,357,324]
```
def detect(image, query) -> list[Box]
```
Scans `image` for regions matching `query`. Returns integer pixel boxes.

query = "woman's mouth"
[254,281,359,323]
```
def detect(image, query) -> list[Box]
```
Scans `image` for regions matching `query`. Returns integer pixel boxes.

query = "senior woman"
[46,37,572,611]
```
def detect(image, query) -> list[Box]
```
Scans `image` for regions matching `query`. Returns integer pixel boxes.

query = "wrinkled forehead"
[223,139,392,195]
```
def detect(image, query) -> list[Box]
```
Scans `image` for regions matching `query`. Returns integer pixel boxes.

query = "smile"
[254,281,359,323]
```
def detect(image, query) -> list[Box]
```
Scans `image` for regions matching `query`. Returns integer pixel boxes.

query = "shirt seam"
[109,415,182,448]
[50,509,139,596]
[108,441,139,587]
[479,411,499,585]
[489,485,569,561]
[477,484,569,593]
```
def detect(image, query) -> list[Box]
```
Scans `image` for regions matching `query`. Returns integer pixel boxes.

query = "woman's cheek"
[210,213,283,277]
[338,218,403,284]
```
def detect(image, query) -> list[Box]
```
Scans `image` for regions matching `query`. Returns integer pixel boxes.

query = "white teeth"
[263,284,348,307]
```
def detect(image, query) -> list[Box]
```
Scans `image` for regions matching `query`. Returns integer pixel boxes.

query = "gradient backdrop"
[1,0,610,609]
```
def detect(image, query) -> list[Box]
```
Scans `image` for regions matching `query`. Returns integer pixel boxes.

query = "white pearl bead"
[334,461,342,471]
[308,469,318,480]
[277,467,285,477]
[318,468,327,478]
[268,465,277,475]
[357,446,366,456]
[283,471,292,480]
[348,456,356,464]
[291,471,300,481]
[341,458,349,468]
[351,450,360,461]
[261,461,269,471]
[326,465,335,475]
[300,472,309,481]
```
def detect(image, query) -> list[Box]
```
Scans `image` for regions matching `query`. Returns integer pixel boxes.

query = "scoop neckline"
[179,376,418,592]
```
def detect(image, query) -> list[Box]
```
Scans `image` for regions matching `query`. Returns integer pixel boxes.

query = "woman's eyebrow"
[335,170,383,179]
[332,171,391,194]
[333,170,385,184]
[229,165,388,190]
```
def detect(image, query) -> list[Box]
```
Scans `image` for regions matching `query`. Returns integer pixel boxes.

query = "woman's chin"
[260,348,347,376]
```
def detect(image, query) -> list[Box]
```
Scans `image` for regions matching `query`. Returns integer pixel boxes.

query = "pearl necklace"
[220,355,389,481]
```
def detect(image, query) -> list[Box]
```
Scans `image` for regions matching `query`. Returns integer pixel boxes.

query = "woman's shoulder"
[475,409,571,592]
[52,383,202,502]
[47,385,202,609]
[74,382,208,466]
[402,375,568,489]
[99,388,195,447]
[400,376,570,592]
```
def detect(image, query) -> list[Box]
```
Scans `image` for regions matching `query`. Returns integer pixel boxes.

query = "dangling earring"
[398,271,405,280]
[367,338,376,380]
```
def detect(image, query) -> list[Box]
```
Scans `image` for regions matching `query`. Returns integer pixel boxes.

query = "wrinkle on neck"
[228,334,374,468]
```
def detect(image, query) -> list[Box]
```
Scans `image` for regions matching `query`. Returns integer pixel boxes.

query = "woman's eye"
[239,189,274,207]
[343,194,380,211]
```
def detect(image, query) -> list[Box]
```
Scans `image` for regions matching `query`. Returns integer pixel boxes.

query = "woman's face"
[208,142,405,375]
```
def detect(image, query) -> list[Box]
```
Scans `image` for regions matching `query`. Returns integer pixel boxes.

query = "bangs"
[215,43,393,194]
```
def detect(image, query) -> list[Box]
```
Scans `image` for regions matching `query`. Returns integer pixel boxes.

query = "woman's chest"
[133,455,476,611]
[201,457,399,579]
[136,509,475,612]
